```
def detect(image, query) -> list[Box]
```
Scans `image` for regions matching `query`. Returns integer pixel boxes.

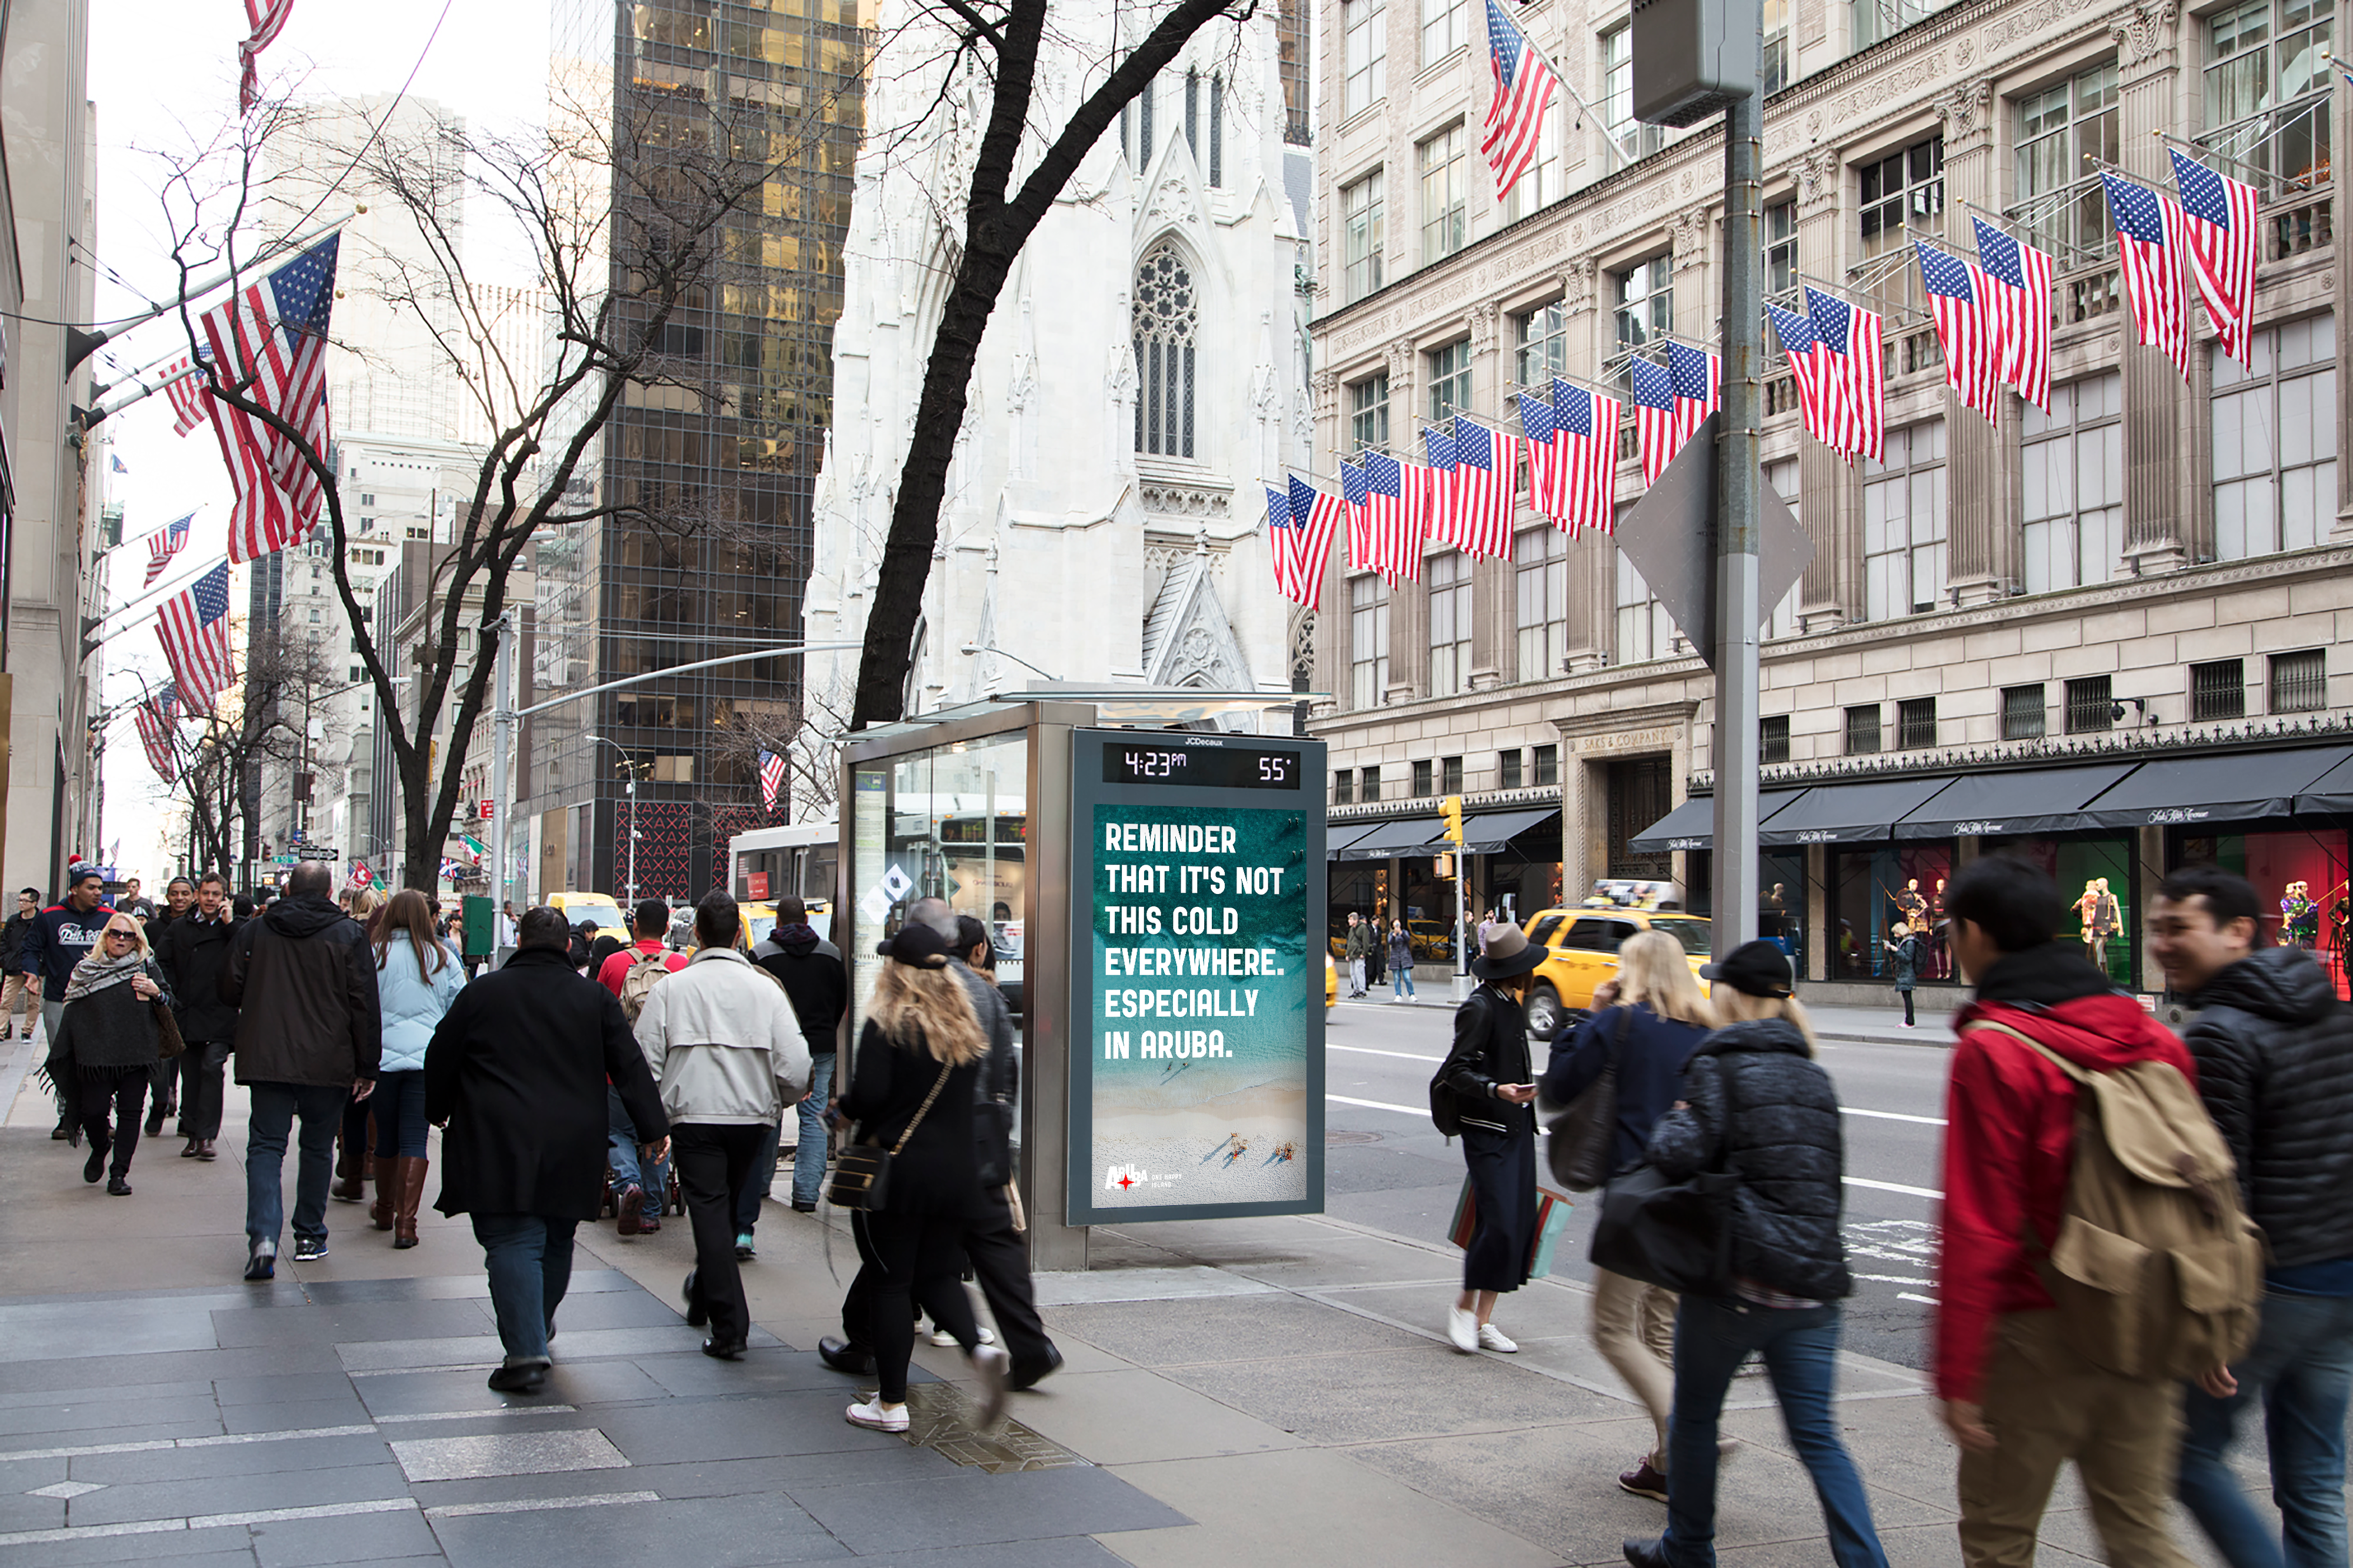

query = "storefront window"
[2174,828,2351,997]
[1831,843,1957,981]
[1984,835,2134,987]
[1760,850,1808,976]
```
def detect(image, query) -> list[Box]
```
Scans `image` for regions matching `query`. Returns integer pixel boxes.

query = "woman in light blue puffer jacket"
[371,889,466,1248]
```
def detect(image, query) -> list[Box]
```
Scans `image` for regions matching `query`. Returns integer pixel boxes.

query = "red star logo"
[1117,1174,1135,1190]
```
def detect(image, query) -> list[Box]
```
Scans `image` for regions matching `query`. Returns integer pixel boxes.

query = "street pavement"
[0,1019,2279,1566]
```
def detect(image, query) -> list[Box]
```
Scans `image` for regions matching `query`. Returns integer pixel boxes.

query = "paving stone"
[851,1537,1134,1568]
[788,1464,1189,1554]
[0,1394,223,1439]
[428,1490,847,1568]
[1161,1340,1621,1444]
[67,1433,391,1486]
[1042,1293,1426,1369]
[58,1461,409,1528]
[219,1398,375,1434]
[210,1373,360,1408]
[0,1540,258,1568]
[632,1349,869,1400]
[0,1346,348,1394]
[594,1392,908,1466]
[389,1429,629,1483]
[210,1300,493,1349]
[247,1505,443,1568]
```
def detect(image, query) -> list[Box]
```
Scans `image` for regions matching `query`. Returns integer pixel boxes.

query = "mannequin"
[2089,878,2122,976]
[2075,879,2104,966]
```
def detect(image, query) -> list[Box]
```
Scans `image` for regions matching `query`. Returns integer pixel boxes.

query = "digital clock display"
[1103,743,1302,791]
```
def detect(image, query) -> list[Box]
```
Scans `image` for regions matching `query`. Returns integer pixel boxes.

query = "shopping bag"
[1448,1176,1478,1250]
[1525,1193,1572,1280]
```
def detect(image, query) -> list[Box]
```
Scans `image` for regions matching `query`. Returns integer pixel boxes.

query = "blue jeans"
[1392,965,1415,999]
[245,1081,346,1248]
[606,1085,668,1212]
[790,1053,836,1207]
[2179,1289,2353,1568]
[369,1069,429,1158]
[471,1213,578,1364]
[1659,1296,1889,1568]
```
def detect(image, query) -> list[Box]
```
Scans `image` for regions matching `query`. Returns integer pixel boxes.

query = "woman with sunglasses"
[44,912,175,1195]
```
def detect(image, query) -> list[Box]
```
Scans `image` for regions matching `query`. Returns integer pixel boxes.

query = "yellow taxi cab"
[545,891,629,946]
[1325,950,1338,1007]
[1518,906,1714,1040]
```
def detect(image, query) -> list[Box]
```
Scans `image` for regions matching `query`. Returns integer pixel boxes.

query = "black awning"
[1757,775,1961,846]
[1337,815,1447,860]
[1458,808,1560,855]
[1325,822,1385,861]
[2297,752,2353,815]
[1892,762,2140,840]
[2074,745,2353,830]
[1628,792,1807,852]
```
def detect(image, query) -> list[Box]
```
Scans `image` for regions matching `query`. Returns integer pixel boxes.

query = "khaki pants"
[0,973,34,1036]
[1957,1310,2194,1567]
[1592,1266,1678,1467]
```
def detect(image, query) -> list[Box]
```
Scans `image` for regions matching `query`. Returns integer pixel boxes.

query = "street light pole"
[1711,35,1764,956]
[489,613,514,920]
[584,735,640,905]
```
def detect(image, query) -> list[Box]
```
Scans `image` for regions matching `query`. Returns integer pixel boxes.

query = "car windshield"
[1649,917,1712,956]
[569,898,624,927]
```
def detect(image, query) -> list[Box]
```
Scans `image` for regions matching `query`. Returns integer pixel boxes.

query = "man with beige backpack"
[1934,855,2264,1567]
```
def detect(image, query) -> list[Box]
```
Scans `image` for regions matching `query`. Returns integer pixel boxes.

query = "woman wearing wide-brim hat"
[1434,920,1545,1353]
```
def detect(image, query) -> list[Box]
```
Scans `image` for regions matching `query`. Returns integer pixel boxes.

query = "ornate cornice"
[2112,0,2181,68]
[1934,78,1995,148]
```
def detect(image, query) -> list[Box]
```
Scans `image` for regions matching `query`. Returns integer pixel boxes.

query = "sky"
[85,0,550,882]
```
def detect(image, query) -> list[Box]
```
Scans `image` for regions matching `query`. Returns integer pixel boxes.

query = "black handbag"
[1545,1006,1632,1192]
[1588,1161,1736,1295]
[827,1057,954,1212]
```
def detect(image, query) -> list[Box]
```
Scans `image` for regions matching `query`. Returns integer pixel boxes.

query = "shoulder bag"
[147,962,186,1060]
[1588,1055,1735,1294]
[1545,1005,1632,1193]
[827,1056,954,1212]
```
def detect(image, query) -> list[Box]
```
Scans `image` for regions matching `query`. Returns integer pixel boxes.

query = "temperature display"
[1103,743,1302,791]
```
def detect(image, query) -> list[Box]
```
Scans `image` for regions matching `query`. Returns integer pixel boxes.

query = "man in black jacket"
[220,861,380,1279]
[2153,865,2353,1568]
[427,907,669,1393]
[752,894,848,1213]
[0,888,36,1041]
[156,873,238,1161]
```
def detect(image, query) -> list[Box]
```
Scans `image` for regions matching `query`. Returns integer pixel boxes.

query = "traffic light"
[1439,795,1465,846]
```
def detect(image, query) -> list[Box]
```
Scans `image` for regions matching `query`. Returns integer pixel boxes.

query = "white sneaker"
[1446,1304,1479,1353]
[846,1397,909,1432]
[928,1324,996,1348]
[1477,1323,1518,1353]
[970,1343,1010,1429]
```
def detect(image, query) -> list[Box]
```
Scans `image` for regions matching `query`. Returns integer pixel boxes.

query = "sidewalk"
[1337,990,1949,1049]
[0,1035,2262,1566]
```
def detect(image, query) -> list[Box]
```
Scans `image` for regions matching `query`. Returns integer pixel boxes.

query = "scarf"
[62,943,146,1004]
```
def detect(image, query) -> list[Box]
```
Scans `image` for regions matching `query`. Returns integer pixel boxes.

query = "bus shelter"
[841,696,1328,1269]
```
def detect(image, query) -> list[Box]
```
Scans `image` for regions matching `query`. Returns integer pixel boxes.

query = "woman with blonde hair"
[836,922,1008,1432]
[45,912,174,1195]
[1538,928,1717,1503]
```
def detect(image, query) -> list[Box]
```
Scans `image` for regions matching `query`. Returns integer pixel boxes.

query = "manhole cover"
[1327,1129,1382,1146]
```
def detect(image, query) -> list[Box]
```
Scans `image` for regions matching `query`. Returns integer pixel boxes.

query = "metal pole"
[626,771,638,906]
[1454,862,1468,1000]
[489,613,514,928]
[1710,12,1765,956]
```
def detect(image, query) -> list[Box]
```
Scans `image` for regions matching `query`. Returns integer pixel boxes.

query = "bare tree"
[847,0,1259,729]
[144,629,334,885]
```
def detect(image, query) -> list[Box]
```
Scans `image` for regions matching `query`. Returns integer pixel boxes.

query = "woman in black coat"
[46,912,174,1195]
[836,922,1003,1433]
[1435,921,1545,1356]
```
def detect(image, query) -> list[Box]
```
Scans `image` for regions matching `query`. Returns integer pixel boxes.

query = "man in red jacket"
[1935,854,2198,1567]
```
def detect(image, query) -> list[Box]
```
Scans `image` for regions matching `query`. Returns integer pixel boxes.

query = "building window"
[2191,659,2248,722]
[1421,0,1468,65]
[1429,551,1474,697]
[2015,62,2119,263]
[1441,755,1464,793]
[1499,749,1524,789]
[2272,649,2327,712]
[1533,743,1558,786]
[1763,458,1802,639]
[1209,74,1224,185]
[1614,256,1672,359]
[1503,100,1566,221]
[1765,200,1797,295]
[1853,0,1962,51]
[2205,0,2332,198]
[1859,137,1943,312]
[2214,315,2337,561]
[1616,552,1675,664]
[1761,715,1791,764]
[1362,765,1382,801]
[1763,0,1791,92]
[1418,124,1468,263]
[1515,525,1567,679]
[1342,170,1386,302]
[2002,684,2047,740]
[1350,374,1391,453]
[1185,69,1200,158]
[1898,697,1938,750]
[1845,705,1883,755]
[2021,373,2124,593]
[1427,339,1474,421]
[1344,0,1387,117]
[1602,25,1665,161]
[1139,78,1155,163]
[1514,302,1568,389]
[2064,675,2114,734]
[1862,421,1948,619]
[1132,241,1198,458]
[1350,573,1390,708]
[1413,759,1435,796]
[359,493,376,507]
[1334,770,1355,804]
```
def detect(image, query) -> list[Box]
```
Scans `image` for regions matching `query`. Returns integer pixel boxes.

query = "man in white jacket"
[634,892,811,1359]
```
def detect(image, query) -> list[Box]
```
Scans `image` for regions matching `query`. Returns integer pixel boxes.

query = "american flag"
[239,0,295,114]
[199,233,338,564]
[1285,474,1348,607]
[2102,171,2191,382]
[1518,392,1563,525]
[163,348,214,436]
[155,561,236,710]
[135,684,180,783]
[1479,0,1558,199]
[1971,218,2052,411]
[1630,359,1680,485]
[2167,147,2259,369]
[1916,243,2004,426]
[1361,450,1425,581]
[1264,485,1302,600]
[143,513,194,589]
[1339,459,1379,573]
[1804,286,1884,462]
[1448,415,1517,558]
[758,749,787,814]
[1668,343,1720,451]
[1768,303,1842,457]
[1422,425,1465,550]
[1551,378,1620,535]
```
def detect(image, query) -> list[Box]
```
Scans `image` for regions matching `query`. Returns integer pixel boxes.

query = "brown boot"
[332,1132,366,1203]
[370,1157,399,1230]
[393,1156,429,1249]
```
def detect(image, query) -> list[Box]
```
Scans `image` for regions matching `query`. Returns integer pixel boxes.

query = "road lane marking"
[1331,1069,1945,1130]
[1331,1044,1444,1063]
[1842,1107,1946,1125]
[1899,1292,1939,1305]
[1328,1093,1427,1116]
[1845,1176,1942,1199]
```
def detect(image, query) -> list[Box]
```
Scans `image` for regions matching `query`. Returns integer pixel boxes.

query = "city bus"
[728,820,838,946]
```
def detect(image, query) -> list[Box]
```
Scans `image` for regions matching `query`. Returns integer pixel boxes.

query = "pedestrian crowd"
[1443,852,2341,1568]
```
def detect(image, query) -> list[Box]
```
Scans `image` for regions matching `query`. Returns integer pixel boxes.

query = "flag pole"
[2148,128,2272,191]
[65,211,356,373]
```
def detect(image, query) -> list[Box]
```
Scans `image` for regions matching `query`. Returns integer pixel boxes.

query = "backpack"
[1968,1022,2266,1381]
[618,949,672,1025]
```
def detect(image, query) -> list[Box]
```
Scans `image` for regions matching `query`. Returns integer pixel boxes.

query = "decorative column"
[2114,1,2193,575]
[1794,146,1861,629]
[1559,259,1614,673]
[1468,301,1511,689]
[2337,79,2353,541]
[1387,336,1427,702]
[1937,80,2014,606]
